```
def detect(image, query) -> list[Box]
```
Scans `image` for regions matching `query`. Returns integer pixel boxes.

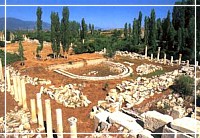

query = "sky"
[5,6,174,29]
[6,0,180,5]
[0,6,4,17]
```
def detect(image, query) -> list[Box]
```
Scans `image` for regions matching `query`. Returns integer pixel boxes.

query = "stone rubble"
[136,63,163,75]
[8,66,51,86]
[40,84,91,108]
[0,106,36,137]
[155,93,194,119]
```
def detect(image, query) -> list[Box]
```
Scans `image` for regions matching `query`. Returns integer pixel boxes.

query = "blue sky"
[0,0,4,5]
[0,6,4,16]
[6,0,180,5]
[6,6,174,29]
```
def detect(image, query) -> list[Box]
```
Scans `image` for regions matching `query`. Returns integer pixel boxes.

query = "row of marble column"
[30,93,78,138]
[144,46,190,66]
[5,69,28,110]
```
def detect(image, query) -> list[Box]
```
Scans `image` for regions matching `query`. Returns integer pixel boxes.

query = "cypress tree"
[132,18,138,46]
[149,9,157,53]
[81,18,87,40]
[51,12,60,58]
[91,24,94,35]
[124,23,128,39]
[36,7,43,56]
[89,23,92,34]
[18,41,24,65]
[187,16,195,61]
[128,23,132,38]
[61,7,70,58]
[144,16,149,45]
[138,11,142,44]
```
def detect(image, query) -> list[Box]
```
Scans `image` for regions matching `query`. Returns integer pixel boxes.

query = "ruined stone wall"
[47,58,106,70]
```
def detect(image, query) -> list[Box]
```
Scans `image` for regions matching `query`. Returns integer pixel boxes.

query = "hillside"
[0,17,50,30]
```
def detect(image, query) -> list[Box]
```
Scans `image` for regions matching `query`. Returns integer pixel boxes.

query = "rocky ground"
[0,41,192,137]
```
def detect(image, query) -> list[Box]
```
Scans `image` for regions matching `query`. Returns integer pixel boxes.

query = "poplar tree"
[18,41,24,65]
[51,12,60,58]
[128,23,132,38]
[81,18,87,41]
[144,16,149,45]
[149,9,157,53]
[91,24,94,35]
[61,7,70,58]
[132,19,138,46]
[36,7,43,57]
[138,11,142,44]
[124,23,128,39]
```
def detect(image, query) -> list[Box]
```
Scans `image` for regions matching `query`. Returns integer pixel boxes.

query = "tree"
[128,23,132,38]
[80,18,87,41]
[61,7,70,58]
[172,6,185,30]
[89,23,92,34]
[132,18,138,46]
[167,23,176,55]
[187,16,195,62]
[124,23,128,39]
[51,12,60,58]
[18,41,24,65]
[91,24,94,35]
[138,11,142,44]
[36,7,43,57]
[156,18,163,46]
[144,16,149,45]
[6,31,10,41]
[149,9,157,53]
[69,21,80,42]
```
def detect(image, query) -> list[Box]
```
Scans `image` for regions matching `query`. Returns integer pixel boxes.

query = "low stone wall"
[54,61,133,81]
[47,58,107,70]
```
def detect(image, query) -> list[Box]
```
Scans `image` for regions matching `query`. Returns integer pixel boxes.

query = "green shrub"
[172,75,194,97]
[0,50,21,66]
[0,41,5,47]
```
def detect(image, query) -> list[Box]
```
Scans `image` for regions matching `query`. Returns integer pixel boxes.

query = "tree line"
[122,2,194,62]
[8,0,195,63]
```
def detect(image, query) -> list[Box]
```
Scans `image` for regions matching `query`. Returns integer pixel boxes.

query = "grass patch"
[0,50,21,66]
[141,70,165,78]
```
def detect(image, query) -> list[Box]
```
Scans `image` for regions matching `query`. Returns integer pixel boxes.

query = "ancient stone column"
[36,93,44,130]
[16,75,22,106]
[21,78,28,110]
[170,56,173,66]
[68,117,77,138]
[186,60,189,67]
[0,58,4,82]
[6,69,11,92]
[163,53,166,65]
[82,39,85,44]
[157,47,161,61]
[145,45,148,59]
[13,76,19,102]
[178,54,182,65]
[56,109,63,138]
[151,54,153,61]
[45,99,53,138]
[30,99,37,123]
